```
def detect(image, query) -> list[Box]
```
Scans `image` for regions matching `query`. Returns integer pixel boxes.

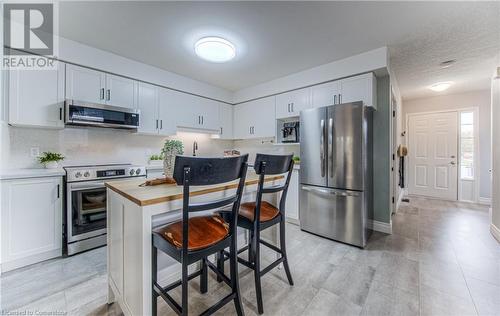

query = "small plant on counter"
[162,140,184,177]
[292,156,300,164]
[149,154,163,161]
[38,152,65,169]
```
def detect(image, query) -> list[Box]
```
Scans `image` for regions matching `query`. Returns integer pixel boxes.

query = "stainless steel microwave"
[65,100,140,130]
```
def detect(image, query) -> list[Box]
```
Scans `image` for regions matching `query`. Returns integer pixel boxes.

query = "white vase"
[45,161,59,169]
[163,148,181,178]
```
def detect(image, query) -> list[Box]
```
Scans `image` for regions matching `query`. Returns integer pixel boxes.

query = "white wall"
[232,47,388,103]
[490,61,500,238]
[402,89,492,200]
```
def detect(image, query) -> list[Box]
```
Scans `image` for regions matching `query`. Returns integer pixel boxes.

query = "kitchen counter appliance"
[64,164,146,255]
[299,102,373,247]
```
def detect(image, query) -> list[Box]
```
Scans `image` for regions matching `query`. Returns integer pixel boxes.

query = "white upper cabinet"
[173,94,219,132]
[66,64,137,108]
[311,73,376,109]
[136,82,159,135]
[339,73,376,109]
[105,74,136,109]
[217,103,233,139]
[233,96,276,139]
[276,87,311,119]
[136,83,175,136]
[66,64,106,104]
[311,81,341,108]
[8,59,65,128]
[197,98,220,131]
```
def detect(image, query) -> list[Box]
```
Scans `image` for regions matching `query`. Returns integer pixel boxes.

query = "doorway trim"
[405,107,480,203]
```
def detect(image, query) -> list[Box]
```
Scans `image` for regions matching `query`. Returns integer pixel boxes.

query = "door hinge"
[392,154,395,161]
[393,110,396,117]
[392,197,395,204]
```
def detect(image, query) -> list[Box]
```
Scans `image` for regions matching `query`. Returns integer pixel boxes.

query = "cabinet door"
[157,88,177,136]
[285,169,300,221]
[1,177,62,270]
[233,102,254,139]
[8,60,64,128]
[65,64,106,104]
[252,96,276,138]
[168,91,198,129]
[105,74,136,109]
[218,103,233,139]
[276,88,311,119]
[136,82,159,135]
[340,73,376,108]
[311,81,340,108]
[198,98,220,131]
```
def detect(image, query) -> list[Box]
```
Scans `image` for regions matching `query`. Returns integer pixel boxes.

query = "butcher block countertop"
[105,171,283,207]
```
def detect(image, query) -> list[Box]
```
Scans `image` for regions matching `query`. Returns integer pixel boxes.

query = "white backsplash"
[1,126,298,169]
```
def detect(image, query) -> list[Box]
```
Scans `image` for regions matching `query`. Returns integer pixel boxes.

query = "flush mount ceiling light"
[429,81,453,92]
[194,37,236,63]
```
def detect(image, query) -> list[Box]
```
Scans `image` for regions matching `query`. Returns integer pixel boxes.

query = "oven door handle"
[69,182,106,190]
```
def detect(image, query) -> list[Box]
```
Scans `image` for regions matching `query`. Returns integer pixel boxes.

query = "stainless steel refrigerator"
[299,101,373,248]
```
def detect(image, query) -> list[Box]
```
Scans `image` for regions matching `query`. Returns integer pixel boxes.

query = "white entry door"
[408,112,458,200]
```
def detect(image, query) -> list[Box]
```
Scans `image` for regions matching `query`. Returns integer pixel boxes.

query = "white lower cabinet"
[8,60,65,128]
[1,177,63,272]
[285,168,300,223]
[233,96,276,139]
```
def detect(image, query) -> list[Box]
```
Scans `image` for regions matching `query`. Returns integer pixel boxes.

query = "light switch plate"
[30,147,40,157]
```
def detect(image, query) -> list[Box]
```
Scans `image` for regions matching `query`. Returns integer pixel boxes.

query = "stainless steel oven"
[64,164,146,255]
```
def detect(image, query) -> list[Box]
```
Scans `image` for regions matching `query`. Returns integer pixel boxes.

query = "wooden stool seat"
[154,215,229,251]
[239,201,279,222]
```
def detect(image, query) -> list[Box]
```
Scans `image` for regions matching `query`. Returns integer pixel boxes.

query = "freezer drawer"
[299,184,369,247]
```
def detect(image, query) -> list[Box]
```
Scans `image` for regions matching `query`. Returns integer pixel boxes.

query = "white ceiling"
[59,1,500,100]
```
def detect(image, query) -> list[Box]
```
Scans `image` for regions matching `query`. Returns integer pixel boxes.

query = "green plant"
[149,154,163,160]
[161,140,184,156]
[38,152,65,164]
[292,156,300,163]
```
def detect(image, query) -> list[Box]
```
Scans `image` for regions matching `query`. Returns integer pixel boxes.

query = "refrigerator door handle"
[328,117,333,177]
[302,186,333,195]
[320,119,326,177]
[302,186,360,197]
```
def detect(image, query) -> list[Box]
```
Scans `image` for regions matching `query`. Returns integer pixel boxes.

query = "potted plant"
[161,140,184,177]
[148,154,163,166]
[38,152,65,169]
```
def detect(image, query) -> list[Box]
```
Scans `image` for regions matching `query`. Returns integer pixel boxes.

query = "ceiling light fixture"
[429,81,453,92]
[194,37,236,63]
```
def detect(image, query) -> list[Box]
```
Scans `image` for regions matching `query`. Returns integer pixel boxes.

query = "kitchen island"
[105,171,284,316]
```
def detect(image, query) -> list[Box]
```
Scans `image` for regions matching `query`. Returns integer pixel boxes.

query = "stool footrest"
[153,282,182,315]
[259,239,282,254]
[162,269,202,292]
[206,260,231,286]
[200,292,236,316]
[260,257,285,277]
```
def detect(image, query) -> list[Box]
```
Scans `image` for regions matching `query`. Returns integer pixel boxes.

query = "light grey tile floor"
[1,196,499,315]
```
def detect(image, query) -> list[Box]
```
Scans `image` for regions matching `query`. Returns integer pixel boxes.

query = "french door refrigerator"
[299,101,373,247]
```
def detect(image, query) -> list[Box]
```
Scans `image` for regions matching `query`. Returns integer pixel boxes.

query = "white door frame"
[405,107,480,202]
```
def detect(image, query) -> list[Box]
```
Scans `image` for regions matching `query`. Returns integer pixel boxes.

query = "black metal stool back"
[152,154,249,316]
[253,154,295,224]
[172,154,249,259]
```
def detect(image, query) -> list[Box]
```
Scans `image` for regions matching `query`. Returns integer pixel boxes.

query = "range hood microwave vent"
[65,100,140,130]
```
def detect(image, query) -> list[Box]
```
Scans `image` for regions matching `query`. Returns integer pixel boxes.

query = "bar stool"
[219,154,294,314]
[152,155,249,316]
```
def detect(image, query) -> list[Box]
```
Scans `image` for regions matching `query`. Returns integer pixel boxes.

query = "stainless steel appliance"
[65,100,140,129]
[281,121,300,143]
[64,164,146,255]
[299,101,373,247]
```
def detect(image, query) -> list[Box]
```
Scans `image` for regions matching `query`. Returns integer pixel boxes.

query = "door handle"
[338,94,342,104]
[220,127,223,135]
[202,116,204,125]
[287,103,290,112]
[333,95,337,105]
[291,102,294,112]
[450,161,456,165]
[320,119,325,177]
[328,117,333,177]
[156,119,159,129]
[57,184,60,199]
[100,88,105,100]
[160,119,163,129]
[106,89,111,101]
[59,107,63,121]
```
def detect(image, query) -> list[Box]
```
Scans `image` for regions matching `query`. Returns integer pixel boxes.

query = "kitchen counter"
[106,170,284,315]
[105,172,283,206]
[0,168,65,180]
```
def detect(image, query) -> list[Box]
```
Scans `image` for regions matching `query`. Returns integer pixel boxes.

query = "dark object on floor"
[402,198,410,203]
[151,155,249,316]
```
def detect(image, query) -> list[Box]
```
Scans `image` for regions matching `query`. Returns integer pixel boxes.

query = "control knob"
[129,169,135,176]
[75,172,82,178]
[84,171,90,178]
[135,168,141,175]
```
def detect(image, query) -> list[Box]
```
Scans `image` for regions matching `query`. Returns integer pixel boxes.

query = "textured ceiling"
[59,1,500,100]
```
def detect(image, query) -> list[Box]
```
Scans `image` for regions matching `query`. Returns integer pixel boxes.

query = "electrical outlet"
[30,147,40,157]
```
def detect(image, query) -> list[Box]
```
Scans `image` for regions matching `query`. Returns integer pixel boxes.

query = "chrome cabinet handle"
[291,102,294,112]
[106,89,111,101]
[333,94,337,105]
[220,127,223,135]
[287,103,290,112]
[202,116,204,125]
[100,88,105,100]
[156,119,159,129]
[59,108,63,121]
[160,119,163,129]
[328,117,333,177]
[320,119,325,177]
[338,94,341,104]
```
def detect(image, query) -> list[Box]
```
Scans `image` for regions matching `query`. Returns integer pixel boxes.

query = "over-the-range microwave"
[65,99,140,130]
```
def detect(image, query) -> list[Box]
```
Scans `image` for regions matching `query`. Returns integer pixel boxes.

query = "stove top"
[64,163,146,182]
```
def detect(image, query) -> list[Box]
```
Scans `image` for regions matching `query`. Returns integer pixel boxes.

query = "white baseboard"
[368,220,392,234]
[490,223,500,243]
[479,197,492,205]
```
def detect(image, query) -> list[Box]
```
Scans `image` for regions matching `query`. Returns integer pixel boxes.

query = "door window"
[460,111,474,180]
